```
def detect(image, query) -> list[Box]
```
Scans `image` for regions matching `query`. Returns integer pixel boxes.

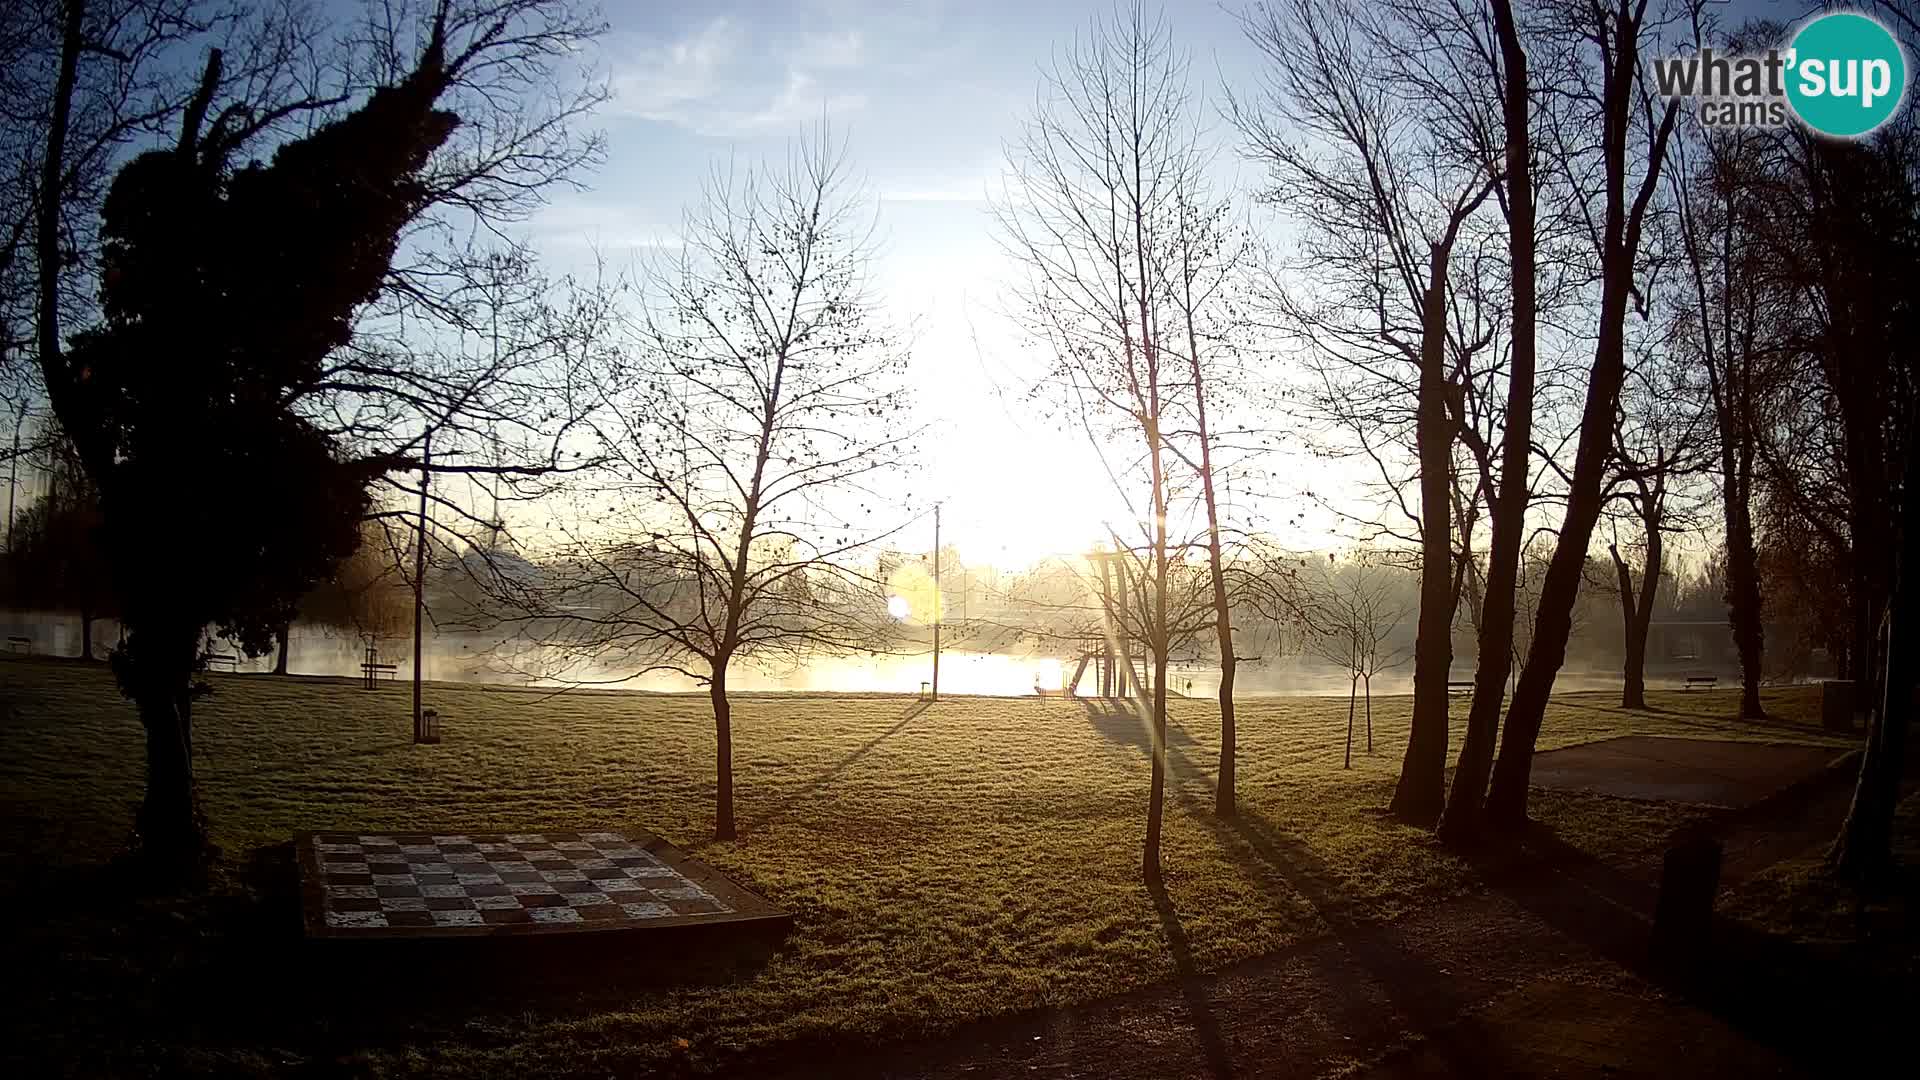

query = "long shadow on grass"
[1079,699,1201,760]
[1078,704,1490,1073]
[1145,871,1235,1079]
[746,699,933,834]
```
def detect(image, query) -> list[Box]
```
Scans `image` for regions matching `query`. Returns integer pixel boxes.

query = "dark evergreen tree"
[40,12,473,874]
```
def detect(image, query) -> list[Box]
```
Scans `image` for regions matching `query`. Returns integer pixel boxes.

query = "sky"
[522,0,1288,570]
[0,0,1825,571]
[517,0,1819,571]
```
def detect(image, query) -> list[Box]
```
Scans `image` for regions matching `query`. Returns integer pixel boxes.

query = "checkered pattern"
[310,831,732,931]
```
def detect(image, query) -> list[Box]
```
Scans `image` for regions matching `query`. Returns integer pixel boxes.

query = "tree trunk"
[709,663,737,841]
[1364,674,1373,753]
[1611,533,1659,711]
[1143,411,1171,883]
[1146,644,1168,880]
[1437,0,1534,847]
[1391,246,1459,825]
[1484,9,1674,832]
[118,617,207,875]
[1215,641,1237,816]
[80,606,94,661]
[273,623,291,676]
[1345,675,1357,770]
[1723,460,1767,718]
[1829,423,1918,878]
[1690,141,1768,722]
[1174,238,1239,819]
[1632,529,1660,705]
[1840,379,1888,731]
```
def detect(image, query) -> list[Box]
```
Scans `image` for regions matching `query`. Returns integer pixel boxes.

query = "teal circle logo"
[1786,13,1908,138]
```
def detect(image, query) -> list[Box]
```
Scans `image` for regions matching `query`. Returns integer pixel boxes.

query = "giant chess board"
[296,829,788,938]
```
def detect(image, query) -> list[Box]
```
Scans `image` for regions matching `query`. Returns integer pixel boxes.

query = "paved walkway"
[1526,736,1846,807]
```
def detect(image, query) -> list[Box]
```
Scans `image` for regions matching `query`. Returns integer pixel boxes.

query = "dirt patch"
[1527,737,1845,808]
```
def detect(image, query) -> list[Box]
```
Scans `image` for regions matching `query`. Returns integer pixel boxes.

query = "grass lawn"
[0,656,1849,1076]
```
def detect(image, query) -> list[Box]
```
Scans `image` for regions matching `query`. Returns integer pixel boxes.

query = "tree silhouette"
[483,132,915,842]
[997,4,1216,881]
[1234,0,1501,825]
[1480,0,1679,831]
[34,1,597,875]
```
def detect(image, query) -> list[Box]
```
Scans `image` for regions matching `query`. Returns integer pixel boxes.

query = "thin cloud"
[610,20,868,137]
[610,18,741,123]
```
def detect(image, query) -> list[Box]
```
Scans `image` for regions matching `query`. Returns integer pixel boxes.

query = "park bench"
[1447,680,1474,697]
[5,635,29,654]
[203,653,238,672]
[361,661,399,690]
[1683,675,1718,691]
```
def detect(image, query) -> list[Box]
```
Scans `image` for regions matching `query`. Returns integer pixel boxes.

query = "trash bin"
[417,708,441,745]
[1821,680,1856,732]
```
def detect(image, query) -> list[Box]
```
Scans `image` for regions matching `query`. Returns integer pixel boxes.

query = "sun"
[887,595,912,620]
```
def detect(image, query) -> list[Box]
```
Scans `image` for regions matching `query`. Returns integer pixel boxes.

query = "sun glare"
[886,595,912,620]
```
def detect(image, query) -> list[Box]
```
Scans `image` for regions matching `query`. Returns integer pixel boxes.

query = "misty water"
[2,609,1644,697]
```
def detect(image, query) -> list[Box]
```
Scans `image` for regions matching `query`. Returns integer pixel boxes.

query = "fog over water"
[2,610,1650,697]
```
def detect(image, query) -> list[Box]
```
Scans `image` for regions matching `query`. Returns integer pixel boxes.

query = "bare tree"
[494,132,915,842]
[1156,127,1261,816]
[996,2,1205,880]
[1663,15,1780,720]
[1429,0,1548,843]
[1600,331,1711,708]
[1234,0,1499,823]
[1305,555,1411,768]
[1481,0,1680,830]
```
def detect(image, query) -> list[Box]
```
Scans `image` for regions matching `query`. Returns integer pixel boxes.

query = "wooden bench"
[4,635,29,654]
[1683,676,1718,691]
[203,653,238,672]
[1447,681,1475,697]
[361,662,399,690]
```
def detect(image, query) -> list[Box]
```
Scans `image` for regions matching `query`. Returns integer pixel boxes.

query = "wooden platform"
[296,828,788,939]
[1526,736,1845,808]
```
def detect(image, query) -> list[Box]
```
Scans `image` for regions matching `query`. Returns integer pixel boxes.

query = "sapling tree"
[1306,556,1410,768]
[493,132,916,842]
